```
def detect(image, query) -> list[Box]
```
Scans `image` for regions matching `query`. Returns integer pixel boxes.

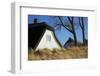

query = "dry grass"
[28,46,88,61]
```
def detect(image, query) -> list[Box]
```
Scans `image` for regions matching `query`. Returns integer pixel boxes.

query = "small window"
[46,35,51,42]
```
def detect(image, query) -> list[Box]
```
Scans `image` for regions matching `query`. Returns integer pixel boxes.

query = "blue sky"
[28,15,88,46]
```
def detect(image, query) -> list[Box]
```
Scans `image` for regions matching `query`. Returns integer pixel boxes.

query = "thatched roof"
[28,21,62,50]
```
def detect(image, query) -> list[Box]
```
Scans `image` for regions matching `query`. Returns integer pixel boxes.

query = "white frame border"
[11,2,97,74]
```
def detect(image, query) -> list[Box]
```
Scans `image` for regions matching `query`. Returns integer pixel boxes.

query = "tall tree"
[56,16,78,46]
[79,17,85,45]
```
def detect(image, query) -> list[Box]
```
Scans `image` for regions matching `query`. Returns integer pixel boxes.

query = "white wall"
[0,0,100,76]
[36,29,60,50]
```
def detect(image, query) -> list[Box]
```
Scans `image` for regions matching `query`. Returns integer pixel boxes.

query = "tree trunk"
[71,17,77,46]
[82,28,85,45]
[73,31,77,46]
[81,17,85,45]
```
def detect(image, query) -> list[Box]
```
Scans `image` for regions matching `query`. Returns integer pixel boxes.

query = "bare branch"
[58,16,73,33]
[79,17,82,28]
[81,17,84,29]
[67,17,73,25]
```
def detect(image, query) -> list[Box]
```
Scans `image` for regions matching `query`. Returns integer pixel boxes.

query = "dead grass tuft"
[28,46,88,61]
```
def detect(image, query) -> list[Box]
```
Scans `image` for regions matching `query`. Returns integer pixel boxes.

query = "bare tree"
[56,16,78,46]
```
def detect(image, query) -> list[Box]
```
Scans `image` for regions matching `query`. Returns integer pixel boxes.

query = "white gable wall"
[36,29,61,51]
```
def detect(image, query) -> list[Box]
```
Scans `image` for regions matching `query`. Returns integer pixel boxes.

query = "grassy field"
[28,46,88,61]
